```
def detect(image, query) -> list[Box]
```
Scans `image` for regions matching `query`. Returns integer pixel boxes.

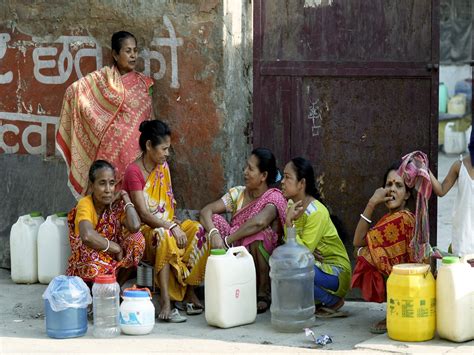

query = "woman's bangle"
[124,202,135,210]
[360,213,372,224]
[224,235,232,249]
[208,228,219,237]
[168,222,178,231]
[102,238,110,253]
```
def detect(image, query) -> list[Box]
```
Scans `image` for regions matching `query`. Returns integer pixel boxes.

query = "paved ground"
[1,152,473,354]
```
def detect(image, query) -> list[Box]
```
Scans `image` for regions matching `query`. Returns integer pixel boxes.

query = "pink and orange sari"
[57,66,153,199]
[212,187,287,257]
[66,199,145,282]
[351,210,415,302]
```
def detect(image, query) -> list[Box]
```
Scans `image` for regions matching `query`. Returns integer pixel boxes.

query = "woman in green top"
[281,157,351,318]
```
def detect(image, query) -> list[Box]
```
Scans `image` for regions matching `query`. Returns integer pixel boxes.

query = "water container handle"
[226,246,250,258]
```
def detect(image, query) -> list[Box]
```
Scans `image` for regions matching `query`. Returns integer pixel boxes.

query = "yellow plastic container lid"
[391,263,430,275]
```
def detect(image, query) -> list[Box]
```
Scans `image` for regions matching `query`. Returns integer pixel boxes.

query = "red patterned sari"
[351,210,415,302]
[66,200,145,282]
[57,67,153,199]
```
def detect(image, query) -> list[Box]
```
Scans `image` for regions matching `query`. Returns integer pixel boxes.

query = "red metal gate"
[253,0,439,250]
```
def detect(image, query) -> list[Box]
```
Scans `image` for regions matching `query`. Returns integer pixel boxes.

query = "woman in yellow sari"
[123,120,211,322]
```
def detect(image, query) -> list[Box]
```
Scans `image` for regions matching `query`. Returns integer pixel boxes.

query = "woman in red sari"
[57,31,154,199]
[66,160,145,285]
[200,148,287,313]
[351,161,415,334]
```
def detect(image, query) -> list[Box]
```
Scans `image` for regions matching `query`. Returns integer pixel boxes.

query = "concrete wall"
[0,0,253,267]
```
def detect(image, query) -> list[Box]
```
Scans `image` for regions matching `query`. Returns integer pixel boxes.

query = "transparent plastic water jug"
[92,274,120,338]
[269,227,315,332]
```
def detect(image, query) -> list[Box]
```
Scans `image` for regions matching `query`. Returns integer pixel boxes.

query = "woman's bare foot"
[184,287,204,309]
[158,298,171,320]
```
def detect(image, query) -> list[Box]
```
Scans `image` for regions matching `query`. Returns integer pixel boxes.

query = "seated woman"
[281,157,351,318]
[351,161,416,334]
[123,120,210,322]
[199,148,287,313]
[66,160,145,285]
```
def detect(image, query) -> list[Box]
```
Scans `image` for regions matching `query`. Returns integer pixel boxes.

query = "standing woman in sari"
[199,148,287,313]
[66,160,145,285]
[351,161,416,334]
[57,31,154,199]
[123,120,211,322]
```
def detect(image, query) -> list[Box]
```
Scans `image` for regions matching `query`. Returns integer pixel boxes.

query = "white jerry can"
[10,212,44,284]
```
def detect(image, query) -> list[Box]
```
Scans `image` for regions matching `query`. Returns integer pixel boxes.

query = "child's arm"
[429,161,461,197]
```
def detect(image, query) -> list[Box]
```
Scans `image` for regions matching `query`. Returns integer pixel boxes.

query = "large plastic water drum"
[386,264,435,342]
[437,256,474,342]
[10,212,44,284]
[38,213,70,284]
[205,247,256,328]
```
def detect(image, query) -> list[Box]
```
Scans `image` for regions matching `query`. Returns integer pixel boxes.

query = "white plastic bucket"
[10,212,45,284]
[205,247,256,328]
[38,213,70,284]
[119,289,155,335]
[436,255,474,342]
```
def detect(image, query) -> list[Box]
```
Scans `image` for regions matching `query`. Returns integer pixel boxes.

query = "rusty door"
[253,0,439,249]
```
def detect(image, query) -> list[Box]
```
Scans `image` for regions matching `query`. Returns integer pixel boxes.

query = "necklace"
[142,154,153,174]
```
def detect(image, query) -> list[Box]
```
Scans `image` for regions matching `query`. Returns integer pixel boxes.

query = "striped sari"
[57,66,153,199]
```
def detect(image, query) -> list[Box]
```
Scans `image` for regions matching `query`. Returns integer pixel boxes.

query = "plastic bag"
[42,275,92,312]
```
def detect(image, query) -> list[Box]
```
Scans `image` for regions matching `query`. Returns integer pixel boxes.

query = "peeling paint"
[304,0,333,8]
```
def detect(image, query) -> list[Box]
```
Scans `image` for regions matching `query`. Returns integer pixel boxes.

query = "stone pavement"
[1,152,473,354]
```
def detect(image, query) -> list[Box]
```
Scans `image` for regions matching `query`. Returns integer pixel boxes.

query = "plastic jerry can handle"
[227,246,250,258]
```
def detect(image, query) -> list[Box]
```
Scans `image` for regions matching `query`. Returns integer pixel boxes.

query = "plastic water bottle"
[92,274,120,338]
[269,227,315,332]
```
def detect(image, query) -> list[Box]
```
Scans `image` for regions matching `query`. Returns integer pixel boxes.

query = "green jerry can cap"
[29,211,42,217]
[442,256,460,264]
[55,212,68,217]
[210,249,226,256]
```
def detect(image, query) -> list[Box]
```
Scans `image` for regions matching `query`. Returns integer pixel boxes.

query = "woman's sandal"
[315,307,349,318]
[175,302,204,315]
[369,319,387,334]
[257,295,271,314]
[162,308,187,323]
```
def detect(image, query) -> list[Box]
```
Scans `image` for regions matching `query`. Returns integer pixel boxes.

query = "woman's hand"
[172,216,182,225]
[313,248,324,262]
[285,200,304,227]
[113,190,131,205]
[369,187,392,206]
[115,247,124,262]
[171,226,187,249]
[209,231,225,249]
[108,240,123,261]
